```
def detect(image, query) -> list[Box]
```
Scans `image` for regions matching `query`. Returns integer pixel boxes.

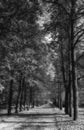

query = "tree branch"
[73,31,84,48]
[74,28,84,38]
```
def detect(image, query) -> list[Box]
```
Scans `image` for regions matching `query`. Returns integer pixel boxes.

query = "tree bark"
[70,0,78,120]
[29,87,32,108]
[59,83,62,110]
[19,77,24,112]
[68,70,72,117]
[15,73,22,113]
[8,79,13,115]
[67,40,73,117]
[23,80,27,110]
[60,43,68,113]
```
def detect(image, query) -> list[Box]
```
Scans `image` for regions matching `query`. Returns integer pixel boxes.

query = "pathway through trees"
[0,104,58,130]
[0,104,84,130]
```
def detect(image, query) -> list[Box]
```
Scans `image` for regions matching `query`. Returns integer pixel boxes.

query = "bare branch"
[76,52,84,63]
[73,31,84,48]
[74,28,84,38]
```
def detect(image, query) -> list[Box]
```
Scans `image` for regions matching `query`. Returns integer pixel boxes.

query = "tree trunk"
[19,91,23,111]
[23,81,27,110]
[65,86,69,114]
[60,44,67,113]
[71,59,78,120]
[29,87,32,108]
[15,73,22,113]
[59,83,62,110]
[8,79,13,115]
[67,42,73,117]
[70,1,78,120]
[58,83,62,109]
[68,70,72,117]
[19,77,24,112]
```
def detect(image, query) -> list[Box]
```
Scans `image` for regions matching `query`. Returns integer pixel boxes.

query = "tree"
[42,0,84,120]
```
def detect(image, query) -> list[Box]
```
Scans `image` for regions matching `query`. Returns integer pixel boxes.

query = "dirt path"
[0,104,58,130]
[0,105,84,130]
